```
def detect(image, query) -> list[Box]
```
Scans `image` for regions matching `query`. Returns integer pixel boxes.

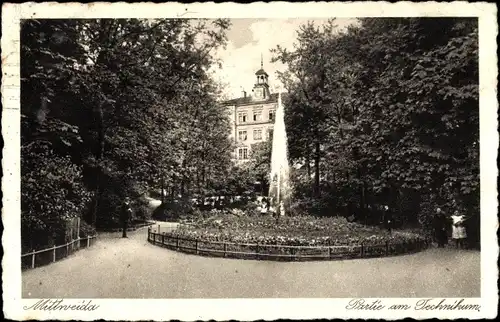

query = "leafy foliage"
[273,18,479,242]
[21,143,92,250]
[21,19,232,248]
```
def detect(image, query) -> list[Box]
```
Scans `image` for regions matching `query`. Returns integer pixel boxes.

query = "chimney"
[242,90,247,98]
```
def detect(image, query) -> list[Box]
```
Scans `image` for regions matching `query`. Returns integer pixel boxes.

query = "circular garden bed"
[148,211,430,261]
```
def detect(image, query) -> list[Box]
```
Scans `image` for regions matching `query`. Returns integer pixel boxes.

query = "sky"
[209,18,357,100]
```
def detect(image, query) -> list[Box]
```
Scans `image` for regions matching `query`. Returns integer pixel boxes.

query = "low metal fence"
[147,228,430,261]
[21,235,97,270]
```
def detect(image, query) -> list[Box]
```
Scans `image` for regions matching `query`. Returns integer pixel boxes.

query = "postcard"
[2,1,498,320]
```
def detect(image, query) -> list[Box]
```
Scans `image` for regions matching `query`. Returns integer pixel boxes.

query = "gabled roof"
[255,69,268,76]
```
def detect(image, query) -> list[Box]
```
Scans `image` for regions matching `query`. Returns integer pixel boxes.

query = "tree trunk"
[91,103,105,227]
[361,180,366,218]
[314,140,320,197]
[196,170,201,195]
[161,175,165,204]
[306,152,311,179]
[170,184,175,201]
[200,147,207,192]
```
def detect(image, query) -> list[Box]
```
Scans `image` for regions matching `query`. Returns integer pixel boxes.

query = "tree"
[21,20,92,249]
[345,18,479,227]
[75,19,232,222]
[273,20,358,198]
[273,18,479,236]
[247,140,272,194]
[21,18,233,242]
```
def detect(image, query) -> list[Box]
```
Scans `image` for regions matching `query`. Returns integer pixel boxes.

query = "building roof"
[222,92,287,106]
[255,68,268,76]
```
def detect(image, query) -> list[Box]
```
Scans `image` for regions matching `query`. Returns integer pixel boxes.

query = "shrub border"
[147,228,431,261]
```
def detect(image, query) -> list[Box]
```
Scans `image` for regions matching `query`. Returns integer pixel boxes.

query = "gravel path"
[22,223,480,298]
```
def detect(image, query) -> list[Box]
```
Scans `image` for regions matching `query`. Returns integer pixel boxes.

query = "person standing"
[279,201,285,217]
[121,197,133,238]
[451,210,467,249]
[433,208,448,248]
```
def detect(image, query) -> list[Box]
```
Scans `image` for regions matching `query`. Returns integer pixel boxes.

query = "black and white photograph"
[2,2,498,321]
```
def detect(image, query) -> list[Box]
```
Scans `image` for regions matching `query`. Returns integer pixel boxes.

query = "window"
[238,113,247,123]
[253,111,262,122]
[238,147,248,160]
[253,129,262,140]
[269,109,275,121]
[238,130,247,141]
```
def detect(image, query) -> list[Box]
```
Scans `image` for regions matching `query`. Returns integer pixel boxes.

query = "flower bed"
[148,223,429,262]
[175,212,426,247]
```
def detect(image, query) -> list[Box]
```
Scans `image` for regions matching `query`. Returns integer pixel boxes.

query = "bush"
[79,220,97,237]
[289,197,342,218]
[95,186,123,229]
[21,143,92,250]
[152,198,197,221]
[133,196,153,220]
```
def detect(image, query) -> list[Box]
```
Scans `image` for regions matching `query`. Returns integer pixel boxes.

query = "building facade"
[223,64,279,163]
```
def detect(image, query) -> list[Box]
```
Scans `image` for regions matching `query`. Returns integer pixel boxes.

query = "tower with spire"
[252,54,271,101]
[221,54,285,165]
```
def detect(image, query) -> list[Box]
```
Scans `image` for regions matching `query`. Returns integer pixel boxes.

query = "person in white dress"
[450,210,467,249]
[279,201,285,217]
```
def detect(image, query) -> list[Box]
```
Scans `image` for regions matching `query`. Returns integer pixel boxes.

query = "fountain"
[268,91,292,216]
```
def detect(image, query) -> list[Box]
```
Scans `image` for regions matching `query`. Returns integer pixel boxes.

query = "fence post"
[87,237,90,248]
[328,246,332,259]
[31,250,35,269]
[162,234,165,246]
[195,240,199,254]
[158,225,160,234]
[385,241,389,255]
[360,243,364,257]
[176,237,179,250]
[77,217,81,249]
[66,242,69,256]
[223,243,227,257]
[52,245,56,263]
[69,228,73,252]
[256,244,259,260]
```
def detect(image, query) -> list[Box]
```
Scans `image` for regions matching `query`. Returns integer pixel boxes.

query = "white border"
[2,2,498,320]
